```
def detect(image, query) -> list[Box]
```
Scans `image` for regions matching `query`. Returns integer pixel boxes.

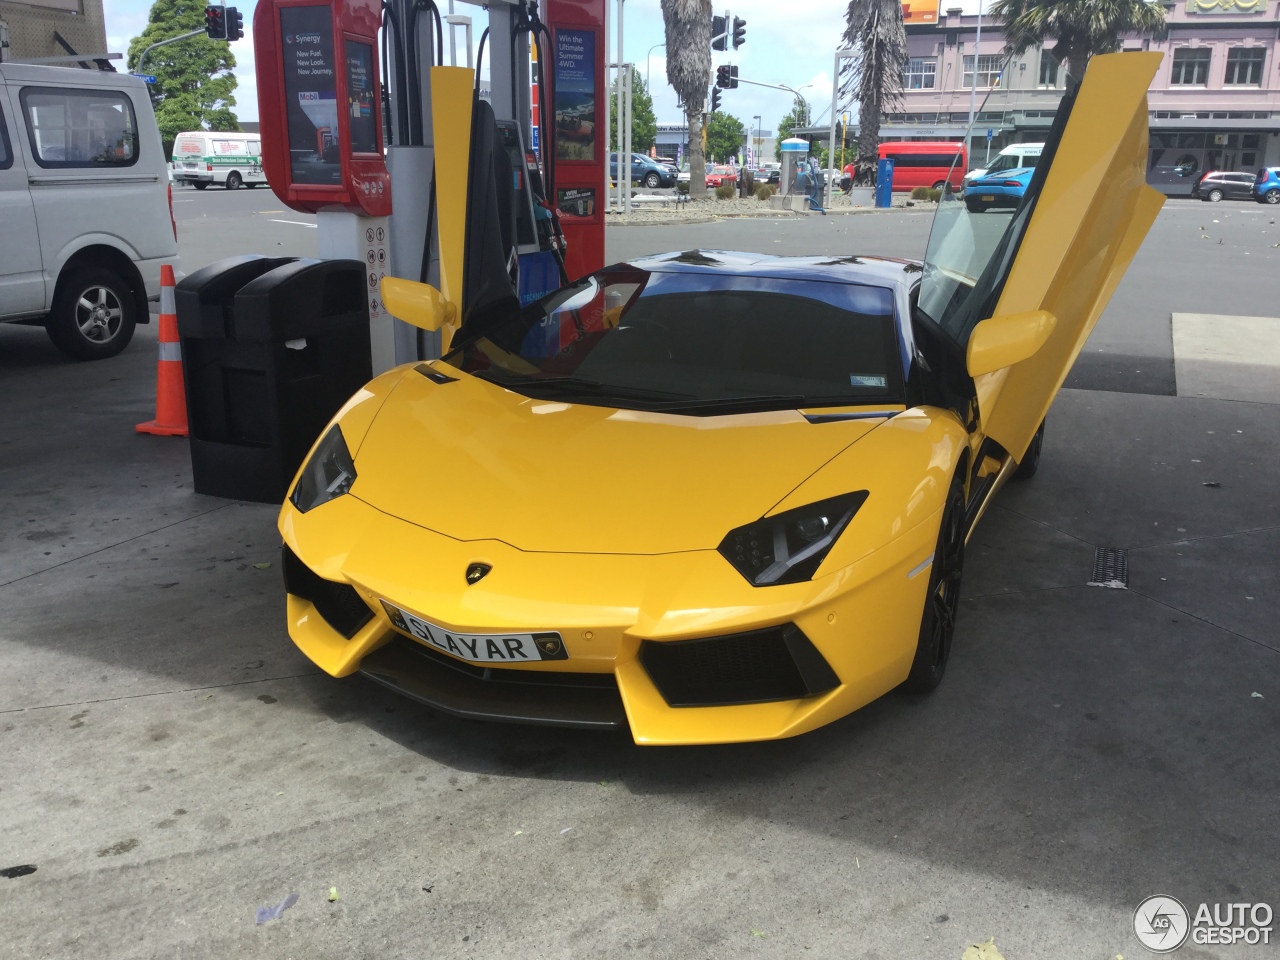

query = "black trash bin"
[176,255,373,503]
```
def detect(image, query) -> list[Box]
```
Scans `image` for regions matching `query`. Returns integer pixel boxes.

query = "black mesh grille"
[282,544,374,638]
[640,624,838,707]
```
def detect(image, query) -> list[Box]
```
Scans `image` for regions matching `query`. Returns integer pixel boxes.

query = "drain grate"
[1088,547,1128,589]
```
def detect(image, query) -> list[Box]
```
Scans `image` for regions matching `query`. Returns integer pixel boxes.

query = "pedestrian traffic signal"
[204,4,226,40]
[711,15,727,52]
[711,87,722,113]
[732,17,746,49]
[715,65,730,89]
[225,6,243,41]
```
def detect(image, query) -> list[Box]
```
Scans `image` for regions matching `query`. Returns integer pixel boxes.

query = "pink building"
[890,0,1280,194]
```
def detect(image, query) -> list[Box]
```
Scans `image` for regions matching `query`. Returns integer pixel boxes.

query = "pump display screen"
[280,5,340,185]
[554,29,595,161]
[345,40,377,154]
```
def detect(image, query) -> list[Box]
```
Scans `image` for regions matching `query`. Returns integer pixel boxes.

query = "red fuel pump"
[253,0,391,216]
[545,0,605,280]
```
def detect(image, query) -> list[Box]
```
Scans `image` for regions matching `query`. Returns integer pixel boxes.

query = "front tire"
[1206,188,1223,202]
[902,473,966,694]
[644,172,661,189]
[45,266,137,361]
[225,171,242,190]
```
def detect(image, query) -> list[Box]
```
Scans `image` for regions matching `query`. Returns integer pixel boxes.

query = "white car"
[0,63,179,359]
[170,130,266,190]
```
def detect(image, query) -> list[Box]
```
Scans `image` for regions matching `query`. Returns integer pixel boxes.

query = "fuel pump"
[253,0,608,372]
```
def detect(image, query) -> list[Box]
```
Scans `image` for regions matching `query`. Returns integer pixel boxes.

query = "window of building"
[19,88,138,168]
[962,54,1004,89]
[1224,48,1265,86]
[1170,48,1211,86]
[906,58,937,89]
[1038,50,1059,87]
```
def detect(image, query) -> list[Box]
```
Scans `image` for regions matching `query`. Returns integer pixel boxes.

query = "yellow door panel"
[429,66,475,352]
[975,52,1165,459]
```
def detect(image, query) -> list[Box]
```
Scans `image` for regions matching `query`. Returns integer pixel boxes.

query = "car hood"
[351,366,887,554]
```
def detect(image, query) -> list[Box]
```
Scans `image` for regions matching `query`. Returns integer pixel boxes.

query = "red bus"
[878,141,967,192]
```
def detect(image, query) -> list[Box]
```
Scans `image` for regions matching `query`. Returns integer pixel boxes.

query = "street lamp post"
[646,42,665,88]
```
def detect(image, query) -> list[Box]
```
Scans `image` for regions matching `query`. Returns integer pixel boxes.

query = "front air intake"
[640,623,840,707]
[281,544,373,638]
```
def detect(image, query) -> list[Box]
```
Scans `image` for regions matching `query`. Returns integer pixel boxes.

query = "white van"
[964,142,1044,186]
[170,130,265,190]
[0,63,180,359]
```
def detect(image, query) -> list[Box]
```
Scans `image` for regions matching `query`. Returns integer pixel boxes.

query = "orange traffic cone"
[136,264,188,437]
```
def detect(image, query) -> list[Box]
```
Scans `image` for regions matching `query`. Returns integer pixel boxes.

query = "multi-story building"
[0,0,108,64]
[891,0,1280,193]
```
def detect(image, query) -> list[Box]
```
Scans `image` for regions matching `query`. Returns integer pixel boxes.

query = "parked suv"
[0,64,179,360]
[1256,168,1280,204]
[1194,170,1259,202]
[609,152,676,189]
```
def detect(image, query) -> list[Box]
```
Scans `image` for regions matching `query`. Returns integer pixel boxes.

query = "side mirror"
[380,277,456,332]
[966,310,1057,378]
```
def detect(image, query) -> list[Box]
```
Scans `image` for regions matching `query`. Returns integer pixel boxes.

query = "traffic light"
[715,65,731,89]
[711,14,727,52]
[732,17,747,49]
[710,86,722,113]
[727,65,739,89]
[835,120,844,146]
[204,4,226,40]
[225,6,243,41]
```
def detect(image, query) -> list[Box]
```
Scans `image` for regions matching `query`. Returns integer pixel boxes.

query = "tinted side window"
[888,153,962,167]
[0,102,11,170]
[20,87,139,168]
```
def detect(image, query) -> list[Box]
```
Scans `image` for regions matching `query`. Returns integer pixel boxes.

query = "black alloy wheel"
[902,474,966,694]
[226,171,242,190]
[1013,419,1046,481]
[1207,188,1223,202]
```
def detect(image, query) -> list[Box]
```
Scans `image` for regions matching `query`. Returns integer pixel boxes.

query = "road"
[1,187,1276,959]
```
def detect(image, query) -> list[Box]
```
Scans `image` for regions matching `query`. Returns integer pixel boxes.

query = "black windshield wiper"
[476,373,694,403]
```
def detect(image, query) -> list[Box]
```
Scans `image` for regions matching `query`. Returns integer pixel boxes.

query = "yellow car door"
[917,52,1165,462]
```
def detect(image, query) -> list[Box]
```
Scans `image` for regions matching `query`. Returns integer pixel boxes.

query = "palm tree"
[841,0,908,186]
[660,0,712,198]
[990,0,1166,81]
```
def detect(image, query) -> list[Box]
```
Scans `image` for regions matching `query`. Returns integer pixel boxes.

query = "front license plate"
[381,601,567,662]
[981,195,995,201]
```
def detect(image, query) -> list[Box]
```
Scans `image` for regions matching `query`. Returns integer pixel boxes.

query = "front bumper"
[280,493,937,745]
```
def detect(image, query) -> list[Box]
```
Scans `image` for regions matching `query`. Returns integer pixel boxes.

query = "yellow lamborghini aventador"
[278,53,1165,744]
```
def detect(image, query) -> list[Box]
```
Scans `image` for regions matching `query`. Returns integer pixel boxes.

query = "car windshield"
[442,263,903,414]
[985,153,1037,175]
[917,65,1073,344]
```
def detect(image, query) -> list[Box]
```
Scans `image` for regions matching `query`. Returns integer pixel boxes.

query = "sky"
[102,0,973,135]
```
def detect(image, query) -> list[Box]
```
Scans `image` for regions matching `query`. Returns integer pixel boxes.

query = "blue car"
[965,166,1034,213]
[1256,168,1280,204]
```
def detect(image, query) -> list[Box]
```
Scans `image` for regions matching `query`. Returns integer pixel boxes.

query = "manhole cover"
[1089,547,1128,589]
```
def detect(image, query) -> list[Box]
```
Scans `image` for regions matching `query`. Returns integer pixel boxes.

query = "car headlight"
[718,492,868,586]
[290,424,357,513]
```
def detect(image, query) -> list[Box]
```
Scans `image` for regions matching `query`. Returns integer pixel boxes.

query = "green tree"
[660,0,712,197]
[609,74,659,153]
[705,111,745,163]
[128,0,239,151]
[841,0,907,185]
[774,96,811,161]
[990,0,1165,80]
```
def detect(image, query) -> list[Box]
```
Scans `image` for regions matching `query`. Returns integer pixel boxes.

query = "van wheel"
[193,182,208,190]
[932,180,947,190]
[46,267,137,361]
[225,171,242,190]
